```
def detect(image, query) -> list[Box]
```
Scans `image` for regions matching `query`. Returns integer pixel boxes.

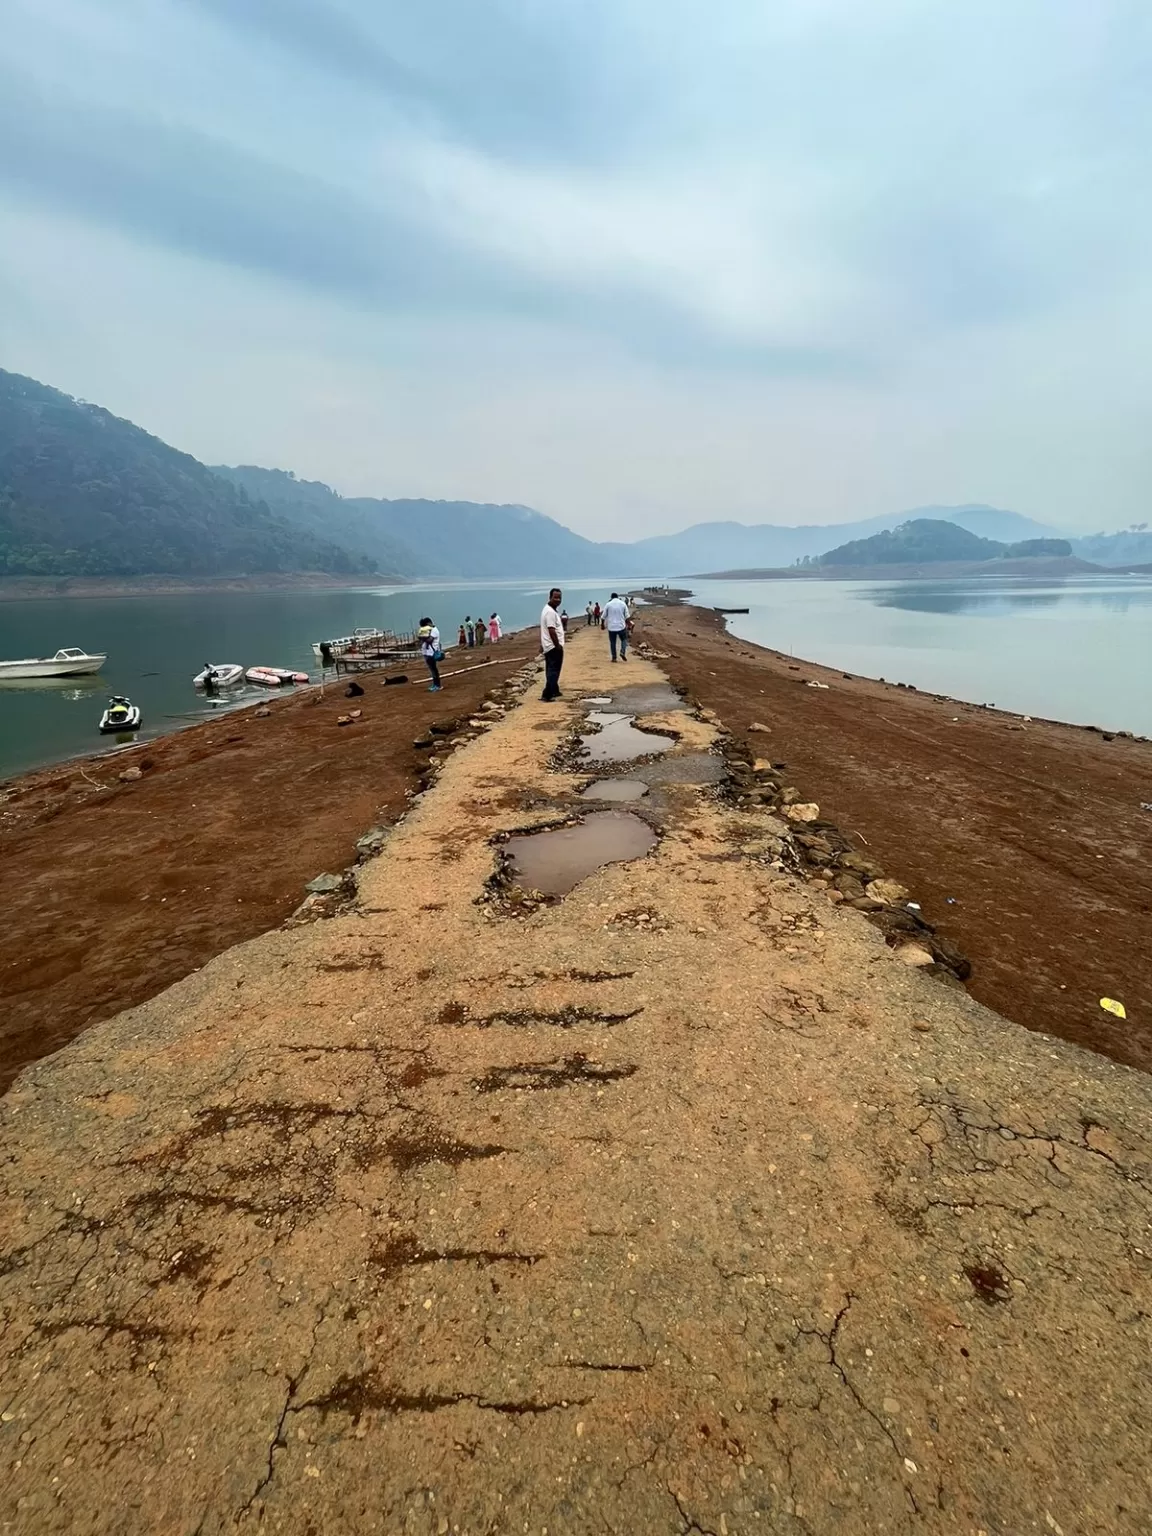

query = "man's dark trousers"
[609,629,627,661]
[542,646,564,699]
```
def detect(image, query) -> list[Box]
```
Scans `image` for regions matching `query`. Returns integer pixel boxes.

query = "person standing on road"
[418,617,443,691]
[585,601,594,626]
[540,587,565,701]
[488,613,501,644]
[593,601,602,628]
[604,592,629,662]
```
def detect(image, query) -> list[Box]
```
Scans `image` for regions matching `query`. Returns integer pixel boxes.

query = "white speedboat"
[99,696,142,734]
[193,663,245,689]
[0,647,106,680]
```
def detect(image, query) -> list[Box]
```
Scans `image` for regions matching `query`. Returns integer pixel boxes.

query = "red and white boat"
[246,666,310,688]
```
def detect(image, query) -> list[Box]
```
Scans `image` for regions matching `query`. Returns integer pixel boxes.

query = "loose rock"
[867,879,911,907]
[785,802,820,824]
[897,944,936,967]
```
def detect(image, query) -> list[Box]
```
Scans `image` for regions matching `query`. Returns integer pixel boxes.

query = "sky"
[1,1,1149,538]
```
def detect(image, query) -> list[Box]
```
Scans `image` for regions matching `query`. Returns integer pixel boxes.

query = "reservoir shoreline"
[2,604,1148,1097]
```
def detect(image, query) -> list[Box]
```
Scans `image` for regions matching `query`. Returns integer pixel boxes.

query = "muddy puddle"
[581,712,675,765]
[508,811,657,896]
[580,779,649,802]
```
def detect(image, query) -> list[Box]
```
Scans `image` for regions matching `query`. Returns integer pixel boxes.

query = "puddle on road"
[508,811,657,896]
[580,779,649,802]
[581,712,675,764]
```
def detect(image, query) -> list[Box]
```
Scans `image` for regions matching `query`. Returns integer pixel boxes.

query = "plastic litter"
[906,902,921,911]
[1141,803,1152,813]
[1100,998,1127,1020]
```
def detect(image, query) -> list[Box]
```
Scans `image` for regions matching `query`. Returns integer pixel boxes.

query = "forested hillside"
[817,519,1072,567]
[213,464,624,579]
[0,371,379,578]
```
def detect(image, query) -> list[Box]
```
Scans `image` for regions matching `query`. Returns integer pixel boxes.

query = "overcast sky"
[1,1,1149,537]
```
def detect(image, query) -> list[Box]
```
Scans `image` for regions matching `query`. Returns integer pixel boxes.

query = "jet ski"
[99,696,142,734]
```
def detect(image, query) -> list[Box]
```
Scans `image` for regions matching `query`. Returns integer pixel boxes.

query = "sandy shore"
[642,605,1152,1072]
[2,627,1150,1534]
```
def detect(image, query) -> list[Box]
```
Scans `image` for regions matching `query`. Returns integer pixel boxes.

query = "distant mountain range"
[2,368,1149,581]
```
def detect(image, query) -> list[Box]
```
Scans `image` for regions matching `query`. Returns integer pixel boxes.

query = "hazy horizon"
[2,2,1149,539]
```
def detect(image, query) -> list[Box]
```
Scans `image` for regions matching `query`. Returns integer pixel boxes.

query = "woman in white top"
[417,617,443,691]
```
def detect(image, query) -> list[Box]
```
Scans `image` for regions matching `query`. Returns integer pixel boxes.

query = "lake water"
[1,574,1150,781]
[688,574,1152,736]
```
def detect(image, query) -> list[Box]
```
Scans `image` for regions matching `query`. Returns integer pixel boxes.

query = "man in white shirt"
[540,587,565,700]
[604,592,629,662]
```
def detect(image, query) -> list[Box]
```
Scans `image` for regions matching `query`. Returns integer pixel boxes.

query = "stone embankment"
[2,630,1150,1534]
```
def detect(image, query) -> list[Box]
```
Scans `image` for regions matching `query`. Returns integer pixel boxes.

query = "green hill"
[0,371,380,579]
[213,464,627,580]
[817,519,1071,567]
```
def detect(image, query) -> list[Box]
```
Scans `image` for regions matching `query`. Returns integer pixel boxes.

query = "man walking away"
[604,592,629,662]
[418,618,443,691]
[540,587,565,700]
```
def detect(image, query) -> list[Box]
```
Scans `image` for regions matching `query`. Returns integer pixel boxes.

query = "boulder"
[867,879,911,907]
[254,706,272,719]
[118,766,143,783]
[780,786,802,805]
[305,872,346,896]
[784,802,820,824]
[896,944,936,968]
[838,852,884,879]
[748,721,771,734]
[835,874,867,901]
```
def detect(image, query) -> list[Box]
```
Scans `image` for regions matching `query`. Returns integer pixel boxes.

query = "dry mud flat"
[1,630,1151,1535]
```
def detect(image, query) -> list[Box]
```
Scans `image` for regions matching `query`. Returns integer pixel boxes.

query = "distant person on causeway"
[604,593,629,661]
[540,587,565,701]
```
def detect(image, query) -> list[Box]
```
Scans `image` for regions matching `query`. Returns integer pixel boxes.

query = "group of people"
[458,614,502,649]
[418,589,634,697]
[539,588,633,701]
[416,611,503,692]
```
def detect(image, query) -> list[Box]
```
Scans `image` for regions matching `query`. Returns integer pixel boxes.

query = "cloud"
[0,0,1149,531]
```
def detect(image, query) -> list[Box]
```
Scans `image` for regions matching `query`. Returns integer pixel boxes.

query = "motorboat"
[193,663,245,690]
[0,647,106,680]
[246,666,309,687]
[99,696,142,734]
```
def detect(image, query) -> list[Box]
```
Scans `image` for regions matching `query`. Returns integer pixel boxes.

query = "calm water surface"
[689,575,1152,736]
[2,574,1150,780]
[0,580,625,781]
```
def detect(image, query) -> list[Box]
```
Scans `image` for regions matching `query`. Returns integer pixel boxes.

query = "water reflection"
[866,579,1152,617]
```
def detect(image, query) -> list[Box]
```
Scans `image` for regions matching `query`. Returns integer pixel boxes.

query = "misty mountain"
[634,504,1063,574]
[0,371,379,579]
[1070,528,1152,567]
[213,465,633,579]
[3,368,1133,586]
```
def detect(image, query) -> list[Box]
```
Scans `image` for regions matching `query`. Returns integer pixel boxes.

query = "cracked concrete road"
[2,630,1151,1535]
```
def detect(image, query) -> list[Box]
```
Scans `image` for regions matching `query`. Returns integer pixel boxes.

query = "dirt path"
[2,628,1150,1535]
[0,632,539,1093]
[642,604,1152,1073]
